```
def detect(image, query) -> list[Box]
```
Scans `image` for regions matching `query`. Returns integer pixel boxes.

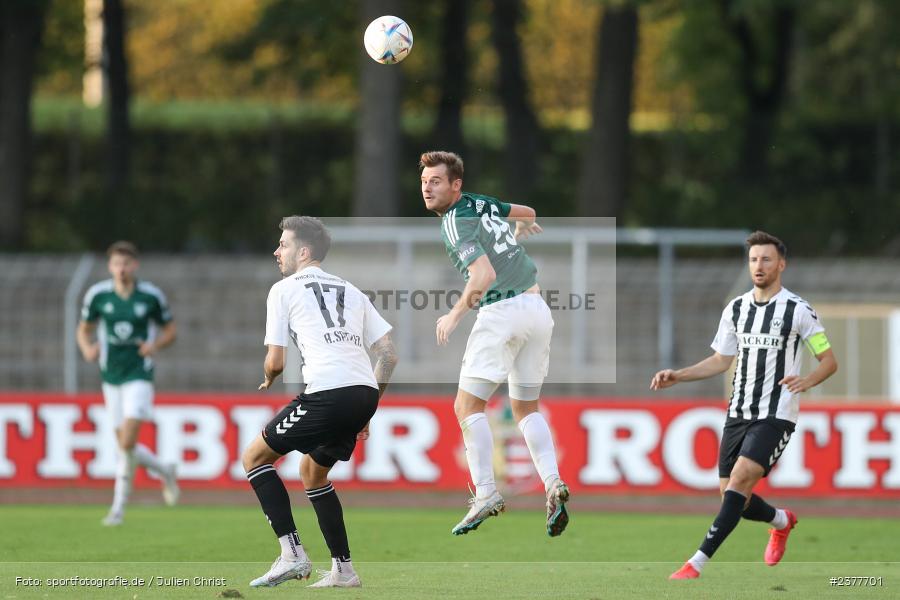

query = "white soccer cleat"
[162,463,180,507]
[101,510,123,527]
[308,565,361,588]
[249,556,312,587]
[546,479,570,537]
[451,490,505,535]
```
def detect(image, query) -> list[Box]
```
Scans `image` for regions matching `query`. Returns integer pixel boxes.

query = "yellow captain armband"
[805,331,831,355]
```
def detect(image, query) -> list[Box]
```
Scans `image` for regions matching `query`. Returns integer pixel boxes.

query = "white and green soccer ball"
[363,15,413,65]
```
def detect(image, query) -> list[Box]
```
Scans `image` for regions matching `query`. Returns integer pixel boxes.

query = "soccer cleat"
[162,463,180,507]
[546,479,570,537]
[451,490,505,535]
[101,510,123,527]
[308,566,362,588]
[249,556,312,587]
[765,509,798,566]
[669,562,700,580]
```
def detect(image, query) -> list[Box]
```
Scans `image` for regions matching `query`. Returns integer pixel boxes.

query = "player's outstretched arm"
[507,204,542,240]
[780,347,838,393]
[371,332,398,399]
[506,204,536,221]
[650,352,734,390]
[258,344,285,390]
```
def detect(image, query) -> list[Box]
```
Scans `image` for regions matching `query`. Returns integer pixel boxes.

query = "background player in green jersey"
[419,151,569,537]
[77,241,179,526]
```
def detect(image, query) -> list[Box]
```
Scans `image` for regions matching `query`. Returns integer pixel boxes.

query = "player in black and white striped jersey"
[651,231,838,580]
[719,279,824,423]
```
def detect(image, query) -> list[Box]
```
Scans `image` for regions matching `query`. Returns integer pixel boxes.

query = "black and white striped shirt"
[711,287,824,423]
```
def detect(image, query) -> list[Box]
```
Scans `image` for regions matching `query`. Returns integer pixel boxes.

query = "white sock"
[133,444,165,477]
[459,413,496,499]
[334,557,355,574]
[770,508,788,530]
[111,449,136,514]
[517,412,560,492]
[688,550,709,572]
[278,532,305,560]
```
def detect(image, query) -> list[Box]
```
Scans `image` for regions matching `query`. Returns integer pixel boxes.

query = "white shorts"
[102,380,154,426]
[460,292,553,388]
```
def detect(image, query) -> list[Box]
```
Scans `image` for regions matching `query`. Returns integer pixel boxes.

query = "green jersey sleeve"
[137,281,173,325]
[443,209,486,269]
[80,282,107,323]
[149,295,173,325]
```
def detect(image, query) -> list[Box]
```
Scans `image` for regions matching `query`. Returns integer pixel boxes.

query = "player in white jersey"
[651,231,837,580]
[241,216,397,589]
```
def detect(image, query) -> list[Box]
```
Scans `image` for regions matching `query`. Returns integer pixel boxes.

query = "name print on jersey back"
[294,272,359,348]
[265,266,392,395]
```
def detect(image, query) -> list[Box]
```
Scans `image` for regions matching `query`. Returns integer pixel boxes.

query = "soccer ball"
[363,16,413,65]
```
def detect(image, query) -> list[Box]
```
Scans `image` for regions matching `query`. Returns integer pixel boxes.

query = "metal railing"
[56,226,750,393]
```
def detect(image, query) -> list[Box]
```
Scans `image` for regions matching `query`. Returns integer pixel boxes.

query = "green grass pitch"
[1,504,897,599]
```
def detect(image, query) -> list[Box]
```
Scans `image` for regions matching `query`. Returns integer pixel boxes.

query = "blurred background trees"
[1,0,897,253]
[0,0,48,249]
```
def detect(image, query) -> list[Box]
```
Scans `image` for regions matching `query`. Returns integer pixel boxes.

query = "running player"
[419,150,569,537]
[77,241,179,526]
[242,216,397,589]
[650,231,838,579]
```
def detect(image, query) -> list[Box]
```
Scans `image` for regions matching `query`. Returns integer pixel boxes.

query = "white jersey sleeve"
[264,282,289,347]
[796,301,825,341]
[710,300,739,356]
[363,296,392,348]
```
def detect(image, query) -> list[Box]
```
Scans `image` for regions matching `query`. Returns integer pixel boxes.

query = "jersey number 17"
[305,282,346,328]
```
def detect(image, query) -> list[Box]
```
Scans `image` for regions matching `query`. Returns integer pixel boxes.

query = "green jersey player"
[77,241,179,526]
[420,151,569,538]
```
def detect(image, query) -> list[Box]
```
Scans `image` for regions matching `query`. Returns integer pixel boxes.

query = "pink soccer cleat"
[765,509,798,566]
[669,562,700,580]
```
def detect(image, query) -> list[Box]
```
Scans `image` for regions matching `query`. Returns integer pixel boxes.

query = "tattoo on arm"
[372,333,398,398]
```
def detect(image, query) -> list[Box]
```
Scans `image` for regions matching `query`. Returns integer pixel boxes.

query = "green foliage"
[34,0,83,95]
[27,101,898,254]
[22,1,900,255]
[216,0,360,97]
[791,0,900,119]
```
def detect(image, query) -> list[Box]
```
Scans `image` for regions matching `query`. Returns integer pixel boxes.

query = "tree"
[431,0,469,154]
[576,3,639,218]
[102,0,131,208]
[0,0,47,249]
[353,0,402,217]
[491,0,540,203]
[718,0,794,183]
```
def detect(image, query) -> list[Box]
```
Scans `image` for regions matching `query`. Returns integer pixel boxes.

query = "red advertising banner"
[1,393,899,497]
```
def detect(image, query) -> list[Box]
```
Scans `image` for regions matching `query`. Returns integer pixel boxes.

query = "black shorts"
[718,417,796,478]
[262,385,378,467]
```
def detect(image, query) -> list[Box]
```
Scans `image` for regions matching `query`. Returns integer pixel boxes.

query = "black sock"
[742,493,777,522]
[699,489,746,558]
[307,482,350,562]
[247,464,297,537]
